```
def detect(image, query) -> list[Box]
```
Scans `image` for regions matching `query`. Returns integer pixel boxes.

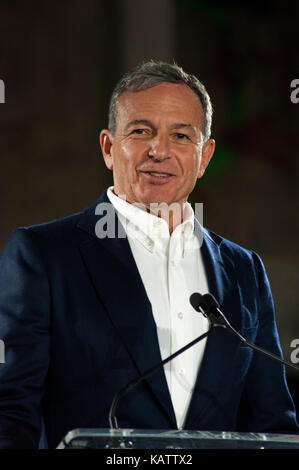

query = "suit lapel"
[184,224,243,429]
[77,192,176,428]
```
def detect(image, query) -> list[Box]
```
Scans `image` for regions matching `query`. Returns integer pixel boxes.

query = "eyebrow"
[125,119,153,130]
[125,120,196,132]
[170,123,195,131]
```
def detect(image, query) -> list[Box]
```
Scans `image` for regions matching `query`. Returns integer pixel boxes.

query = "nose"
[148,133,171,161]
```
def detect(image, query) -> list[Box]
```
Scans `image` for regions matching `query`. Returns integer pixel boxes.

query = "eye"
[130,128,152,139]
[174,133,189,140]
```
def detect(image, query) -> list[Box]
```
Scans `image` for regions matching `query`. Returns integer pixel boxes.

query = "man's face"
[100,82,215,208]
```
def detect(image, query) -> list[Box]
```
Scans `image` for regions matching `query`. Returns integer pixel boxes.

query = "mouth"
[147,172,171,178]
[139,170,174,184]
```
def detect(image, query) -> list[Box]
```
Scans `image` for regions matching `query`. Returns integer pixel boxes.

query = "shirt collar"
[107,187,197,257]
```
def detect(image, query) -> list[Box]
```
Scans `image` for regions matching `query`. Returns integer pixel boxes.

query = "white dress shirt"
[107,187,210,429]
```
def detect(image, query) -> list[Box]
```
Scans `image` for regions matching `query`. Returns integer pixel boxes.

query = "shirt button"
[147,240,154,249]
[178,312,183,319]
[178,368,185,376]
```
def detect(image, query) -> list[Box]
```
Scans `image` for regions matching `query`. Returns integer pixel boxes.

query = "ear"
[198,139,215,178]
[100,129,114,170]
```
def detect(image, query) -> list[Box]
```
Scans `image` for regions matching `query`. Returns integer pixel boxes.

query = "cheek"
[193,153,202,177]
[112,145,131,177]
[120,142,134,161]
[117,141,144,166]
[183,153,201,179]
[121,141,147,175]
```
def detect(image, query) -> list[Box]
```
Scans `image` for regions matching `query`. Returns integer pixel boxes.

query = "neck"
[146,201,185,234]
[111,189,186,234]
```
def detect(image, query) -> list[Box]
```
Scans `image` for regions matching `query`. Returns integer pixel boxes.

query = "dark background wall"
[1,0,299,416]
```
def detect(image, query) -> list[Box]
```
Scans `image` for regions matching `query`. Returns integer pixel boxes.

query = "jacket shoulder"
[25,211,84,238]
[203,227,264,274]
[204,228,254,257]
[20,192,108,242]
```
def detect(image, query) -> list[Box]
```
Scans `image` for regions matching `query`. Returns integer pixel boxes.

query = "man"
[0,61,298,449]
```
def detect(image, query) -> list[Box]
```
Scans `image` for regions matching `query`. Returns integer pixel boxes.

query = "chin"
[135,191,167,205]
[136,185,171,202]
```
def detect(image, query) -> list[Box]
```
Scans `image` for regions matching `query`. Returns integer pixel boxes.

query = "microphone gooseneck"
[109,321,213,429]
[109,291,299,431]
[190,292,299,373]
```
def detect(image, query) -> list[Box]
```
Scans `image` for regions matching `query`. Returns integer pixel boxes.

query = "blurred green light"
[202,145,235,181]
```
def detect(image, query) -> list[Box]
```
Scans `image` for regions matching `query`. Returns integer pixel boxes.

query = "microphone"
[108,321,213,429]
[190,292,228,327]
[190,292,299,373]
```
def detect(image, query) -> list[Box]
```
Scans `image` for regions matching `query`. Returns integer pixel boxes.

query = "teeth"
[149,172,169,177]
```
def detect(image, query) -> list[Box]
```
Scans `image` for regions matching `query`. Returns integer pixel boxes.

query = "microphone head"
[189,292,204,312]
[190,292,229,327]
[190,292,219,313]
[201,293,219,310]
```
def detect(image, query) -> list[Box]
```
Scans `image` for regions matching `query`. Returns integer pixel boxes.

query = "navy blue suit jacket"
[0,191,298,448]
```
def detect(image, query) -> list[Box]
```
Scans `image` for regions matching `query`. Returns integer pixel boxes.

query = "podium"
[57,428,299,449]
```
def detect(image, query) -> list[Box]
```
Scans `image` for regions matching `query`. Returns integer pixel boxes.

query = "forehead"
[116,82,204,130]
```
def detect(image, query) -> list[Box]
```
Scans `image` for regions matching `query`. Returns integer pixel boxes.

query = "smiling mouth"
[141,170,173,178]
[148,172,171,178]
[138,170,175,186]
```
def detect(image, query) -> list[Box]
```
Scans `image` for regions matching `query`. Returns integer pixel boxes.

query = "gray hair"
[108,60,213,142]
